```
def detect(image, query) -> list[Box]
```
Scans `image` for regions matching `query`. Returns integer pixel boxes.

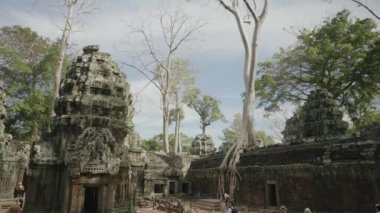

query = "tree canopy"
[187,94,225,134]
[256,10,380,125]
[0,25,69,142]
[219,113,275,152]
[141,133,193,153]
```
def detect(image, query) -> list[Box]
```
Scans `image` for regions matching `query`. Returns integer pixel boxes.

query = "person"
[224,193,230,204]
[304,208,312,213]
[220,194,227,213]
[375,204,380,213]
[279,205,287,213]
[227,201,238,213]
[13,182,25,209]
[176,199,184,213]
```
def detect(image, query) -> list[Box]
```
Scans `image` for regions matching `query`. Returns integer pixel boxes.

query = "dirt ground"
[136,207,218,213]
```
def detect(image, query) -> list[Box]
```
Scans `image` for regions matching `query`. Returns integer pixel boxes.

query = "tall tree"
[256,10,380,126]
[170,59,197,154]
[216,0,269,197]
[188,94,225,135]
[0,26,66,142]
[49,0,96,126]
[169,107,184,153]
[124,10,204,153]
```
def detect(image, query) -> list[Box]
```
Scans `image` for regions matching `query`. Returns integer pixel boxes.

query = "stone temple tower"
[25,45,144,213]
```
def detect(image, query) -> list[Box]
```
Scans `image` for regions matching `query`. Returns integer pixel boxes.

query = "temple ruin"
[0,46,379,213]
[187,89,380,212]
[23,45,144,212]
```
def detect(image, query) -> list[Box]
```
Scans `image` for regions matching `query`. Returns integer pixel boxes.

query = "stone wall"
[143,152,195,196]
[186,138,380,212]
[0,80,30,200]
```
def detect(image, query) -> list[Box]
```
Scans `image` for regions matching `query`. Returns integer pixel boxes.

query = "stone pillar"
[101,185,108,212]
[69,180,82,213]
[106,183,116,212]
[175,181,178,194]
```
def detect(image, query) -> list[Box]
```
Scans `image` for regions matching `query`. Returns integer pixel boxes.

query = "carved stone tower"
[283,89,348,143]
[191,134,216,156]
[25,45,143,213]
[54,44,134,175]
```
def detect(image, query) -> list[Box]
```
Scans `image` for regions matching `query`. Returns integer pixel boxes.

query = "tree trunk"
[178,126,182,153]
[174,111,180,153]
[48,0,74,129]
[201,124,206,135]
[217,0,268,199]
[242,86,255,146]
[162,92,170,153]
[241,21,262,146]
[174,92,180,154]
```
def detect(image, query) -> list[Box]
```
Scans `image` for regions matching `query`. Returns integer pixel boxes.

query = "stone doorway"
[169,182,175,194]
[265,182,278,207]
[182,182,189,194]
[84,187,99,213]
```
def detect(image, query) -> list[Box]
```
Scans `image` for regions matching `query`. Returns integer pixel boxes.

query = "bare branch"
[352,0,380,20]
[259,0,269,21]
[170,20,205,54]
[121,62,163,93]
[243,0,259,22]
[132,80,153,107]
[218,0,236,14]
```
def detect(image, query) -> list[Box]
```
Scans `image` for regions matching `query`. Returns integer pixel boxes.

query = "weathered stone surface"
[0,80,30,200]
[25,45,143,213]
[187,138,380,212]
[0,81,6,136]
[282,89,349,143]
[143,151,195,196]
[191,134,216,156]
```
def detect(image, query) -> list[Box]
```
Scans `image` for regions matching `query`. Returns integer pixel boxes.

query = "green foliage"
[256,130,275,146]
[0,25,69,141]
[170,59,197,98]
[180,134,193,153]
[141,133,194,152]
[6,91,50,141]
[220,113,242,145]
[349,110,380,133]
[141,139,163,151]
[257,10,380,124]
[219,113,275,151]
[169,107,184,125]
[188,94,225,134]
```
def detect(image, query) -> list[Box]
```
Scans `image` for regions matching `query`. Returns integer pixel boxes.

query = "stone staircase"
[190,199,280,213]
[191,199,220,212]
[0,198,18,213]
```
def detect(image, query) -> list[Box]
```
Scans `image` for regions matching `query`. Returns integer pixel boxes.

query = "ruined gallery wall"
[186,139,380,212]
[23,165,66,212]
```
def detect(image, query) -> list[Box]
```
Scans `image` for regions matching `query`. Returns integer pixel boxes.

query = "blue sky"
[1,0,379,147]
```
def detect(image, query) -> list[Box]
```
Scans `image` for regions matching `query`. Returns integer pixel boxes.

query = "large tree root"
[218,143,244,199]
